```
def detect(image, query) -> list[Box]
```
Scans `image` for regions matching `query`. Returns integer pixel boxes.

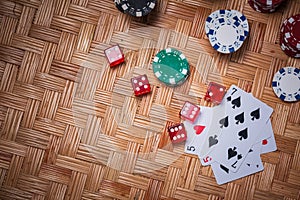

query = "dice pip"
[204,82,226,104]
[104,45,124,67]
[131,74,151,96]
[180,101,200,123]
[168,123,187,143]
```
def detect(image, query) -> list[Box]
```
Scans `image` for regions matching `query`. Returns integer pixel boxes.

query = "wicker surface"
[0,0,300,199]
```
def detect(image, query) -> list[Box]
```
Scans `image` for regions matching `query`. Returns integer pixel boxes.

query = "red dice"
[180,101,200,123]
[168,123,187,143]
[104,45,124,67]
[131,74,151,96]
[204,82,226,104]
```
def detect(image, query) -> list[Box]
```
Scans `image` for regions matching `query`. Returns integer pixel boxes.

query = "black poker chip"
[114,0,125,13]
[114,0,156,17]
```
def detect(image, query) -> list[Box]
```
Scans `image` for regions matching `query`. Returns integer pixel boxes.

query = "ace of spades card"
[184,106,214,155]
[200,85,273,172]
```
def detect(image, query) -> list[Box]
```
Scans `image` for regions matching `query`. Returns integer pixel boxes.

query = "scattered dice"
[104,45,124,67]
[168,123,187,143]
[131,74,151,96]
[180,101,200,123]
[204,82,226,104]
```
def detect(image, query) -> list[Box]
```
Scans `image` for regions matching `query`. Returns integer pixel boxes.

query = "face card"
[201,85,273,172]
[184,106,214,155]
[211,142,264,185]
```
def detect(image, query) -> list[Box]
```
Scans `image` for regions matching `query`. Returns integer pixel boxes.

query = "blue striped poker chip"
[205,10,249,54]
[272,67,300,102]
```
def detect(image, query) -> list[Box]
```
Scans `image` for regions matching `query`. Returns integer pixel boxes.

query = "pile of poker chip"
[248,0,286,13]
[279,14,300,58]
[114,0,156,17]
[205,10,249,54]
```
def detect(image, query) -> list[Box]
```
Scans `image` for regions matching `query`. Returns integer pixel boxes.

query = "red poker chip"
[280,38,300,58]
[253,0,279,8]
[248,0,276,13]
[255,0,285,6]
[280,14,300,51]
[280,33,299,53]
[281,40,298,54]
[279,30,299,52]
[249,0,285,13]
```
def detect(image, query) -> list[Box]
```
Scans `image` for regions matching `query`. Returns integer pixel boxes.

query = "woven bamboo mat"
[0,0,299,199]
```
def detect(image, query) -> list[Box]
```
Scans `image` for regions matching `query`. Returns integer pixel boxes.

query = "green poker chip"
[152,48,190,86]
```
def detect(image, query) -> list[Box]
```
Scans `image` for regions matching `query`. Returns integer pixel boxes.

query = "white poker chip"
[272,67,300,102]
[205,10,249,54]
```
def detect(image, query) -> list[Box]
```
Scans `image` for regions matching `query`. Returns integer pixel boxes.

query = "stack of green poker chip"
[152,48,190,86]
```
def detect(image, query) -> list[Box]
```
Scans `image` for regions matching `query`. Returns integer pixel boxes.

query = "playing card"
[256,119,273,142]
[198,86,248,158]
[211,142,264,185]
[260,121,277,154]
[197,104,229,158]
[201,85,273,172]
[200,118,274,166]
[184,106,214,155]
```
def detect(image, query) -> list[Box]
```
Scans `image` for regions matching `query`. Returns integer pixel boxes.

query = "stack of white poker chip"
[279,14,300,58]
[248,0,286,13]
[205,10,249,54]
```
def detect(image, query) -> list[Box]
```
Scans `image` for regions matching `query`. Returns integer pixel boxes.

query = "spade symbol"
[209,135,218,147]
[237,154,242,160]
[247,163,251,167]
[228,147,237,159]
[250,108,260,121]
[226,88,238,102]
[234,112,244,124]
[219,116,229,128]
[231,96,241,109]
[238,128,248,140]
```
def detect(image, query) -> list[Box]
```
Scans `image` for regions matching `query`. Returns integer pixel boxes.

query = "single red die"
[131,74,151,96]
[104,45,124,67]
[168,123,187,143]
[180,101,200,123]
[204,82,226,104]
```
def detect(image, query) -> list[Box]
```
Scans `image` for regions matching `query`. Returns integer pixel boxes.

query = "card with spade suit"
[200,118,274,166]
[200,85,273,172]
[211,142,264,185]
[184,106,214,155]
[207,113,276,185]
